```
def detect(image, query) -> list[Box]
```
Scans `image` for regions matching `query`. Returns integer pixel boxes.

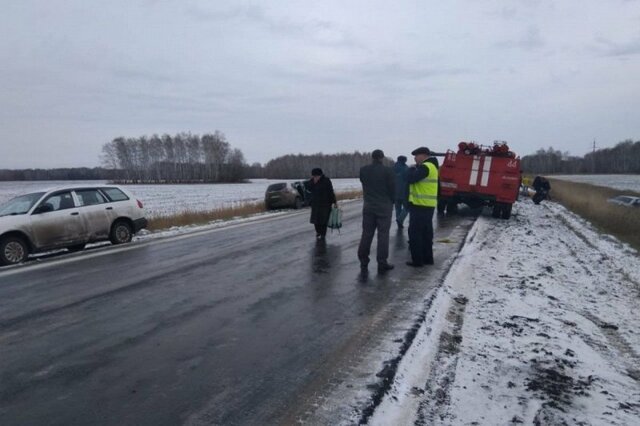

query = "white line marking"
[480,156,492,187]
[469,157,480,186]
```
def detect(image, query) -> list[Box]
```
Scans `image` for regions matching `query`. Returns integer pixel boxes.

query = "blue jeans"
[395,199,409,226]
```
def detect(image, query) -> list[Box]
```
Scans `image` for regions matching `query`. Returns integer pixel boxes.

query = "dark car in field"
[607,195,640,207]
[264,181,311,210]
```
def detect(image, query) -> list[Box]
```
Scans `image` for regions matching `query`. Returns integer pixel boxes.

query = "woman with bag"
[305,168,337,241]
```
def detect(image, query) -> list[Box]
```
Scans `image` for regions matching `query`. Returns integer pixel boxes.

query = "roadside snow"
[370,199,640,425]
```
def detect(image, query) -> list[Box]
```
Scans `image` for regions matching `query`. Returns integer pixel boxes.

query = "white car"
[607,195,640,207]
[0,185,148,266]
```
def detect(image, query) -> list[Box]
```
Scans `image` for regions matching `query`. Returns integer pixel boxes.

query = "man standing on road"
[393,155,409,228]
[358,149,396,275]
[406,147,439,267]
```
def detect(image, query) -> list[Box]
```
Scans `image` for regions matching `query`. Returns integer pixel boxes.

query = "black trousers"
[357,210,392,266]
[408,205,434,265]
[314,223,328,237]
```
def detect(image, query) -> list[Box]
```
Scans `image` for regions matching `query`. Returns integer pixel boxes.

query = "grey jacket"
[359,160,395,215]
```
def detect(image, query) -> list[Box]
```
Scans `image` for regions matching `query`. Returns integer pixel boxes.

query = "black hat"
[411,147,430,156]
[372,149,384,160]
[397,155,407,162]
[311,168,323,176]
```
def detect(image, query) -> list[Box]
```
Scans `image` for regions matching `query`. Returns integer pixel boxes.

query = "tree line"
[0,167,118,181]
[260,152,389,179]
[521,139,640,174]
[100,132,246,183]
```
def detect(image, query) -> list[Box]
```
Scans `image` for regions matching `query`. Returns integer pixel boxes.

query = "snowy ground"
[0,178,362,217]
[552,174,640,192]
[370,198,640,425]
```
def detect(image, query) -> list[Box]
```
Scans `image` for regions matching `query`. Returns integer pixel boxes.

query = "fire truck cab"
[438,141,521,219]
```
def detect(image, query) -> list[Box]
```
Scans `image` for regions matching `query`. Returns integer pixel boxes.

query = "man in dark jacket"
[393,155,409,228]
[306,168,337,240]
[358,149,395,274]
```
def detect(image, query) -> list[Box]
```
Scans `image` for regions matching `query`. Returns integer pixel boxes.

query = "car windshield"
[0,192,45,217]
[267,183,286,191]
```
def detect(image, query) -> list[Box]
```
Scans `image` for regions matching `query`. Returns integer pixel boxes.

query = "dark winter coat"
[306,175,336,225]
[393,161,409,202]
[360,160,395,215]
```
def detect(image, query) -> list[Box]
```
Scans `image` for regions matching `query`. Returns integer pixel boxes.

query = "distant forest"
[100,132,246,183]
[261,152,388,179]
[3,137,638,182]
[521,139,640,174]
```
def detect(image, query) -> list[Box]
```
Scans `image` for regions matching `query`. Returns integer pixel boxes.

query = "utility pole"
[591,139,596,173]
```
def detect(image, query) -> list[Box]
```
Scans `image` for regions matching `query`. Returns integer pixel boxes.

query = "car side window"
[76,189,108,206]
[42,192,75,211]
[102,187,129,202]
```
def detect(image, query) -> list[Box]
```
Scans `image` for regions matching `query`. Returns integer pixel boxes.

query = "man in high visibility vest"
[406,146,438,267]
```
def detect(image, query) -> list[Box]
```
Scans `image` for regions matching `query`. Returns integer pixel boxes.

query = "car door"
[30,191,87,249]
[74,189,112,241]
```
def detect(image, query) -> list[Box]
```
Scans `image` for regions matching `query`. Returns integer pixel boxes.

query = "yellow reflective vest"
[409,161,438,207]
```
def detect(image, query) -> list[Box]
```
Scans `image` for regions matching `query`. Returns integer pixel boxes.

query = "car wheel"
[294,197,303,209]
[110,220,133,244]
[67,243,86,252]
[0,236,29,266]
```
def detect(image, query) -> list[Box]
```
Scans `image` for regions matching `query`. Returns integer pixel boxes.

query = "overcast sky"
[1,0,639,168]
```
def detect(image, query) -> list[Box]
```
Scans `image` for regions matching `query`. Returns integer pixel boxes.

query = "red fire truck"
[437,141,521,219]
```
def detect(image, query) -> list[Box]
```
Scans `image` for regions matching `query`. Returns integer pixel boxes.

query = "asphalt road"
[0,201,476,425]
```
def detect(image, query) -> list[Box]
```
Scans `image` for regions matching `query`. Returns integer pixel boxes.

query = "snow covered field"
[552,174,640,192]
[0,178,362,217]
[371,199,640,425]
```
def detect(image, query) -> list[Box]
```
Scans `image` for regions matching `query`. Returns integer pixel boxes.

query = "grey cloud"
[495,26,545,51]
[184,4,364,50]
[111,67,178,83]
[596,35,640,57]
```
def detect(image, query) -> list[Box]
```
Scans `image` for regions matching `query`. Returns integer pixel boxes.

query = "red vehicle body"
[438,141,521,219]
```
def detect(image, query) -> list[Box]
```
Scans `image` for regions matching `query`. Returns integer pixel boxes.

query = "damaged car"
[264,181,311,210]
[0,185,147,266]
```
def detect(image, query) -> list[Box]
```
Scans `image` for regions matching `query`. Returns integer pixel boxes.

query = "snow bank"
[371,199,640,425]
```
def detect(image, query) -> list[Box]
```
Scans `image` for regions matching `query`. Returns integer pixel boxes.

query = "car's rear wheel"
[110,221,133,244]
[0,236,29,266]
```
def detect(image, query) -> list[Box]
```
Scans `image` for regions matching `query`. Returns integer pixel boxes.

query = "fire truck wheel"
[501,204,512,220]
[492,204,501,218]
[437,200,447,215]
[447,200,458,215]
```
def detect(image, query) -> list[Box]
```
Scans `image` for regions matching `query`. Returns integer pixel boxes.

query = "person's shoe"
[406,261,424,267]
[378,263,394,273]
[316,234,325,241]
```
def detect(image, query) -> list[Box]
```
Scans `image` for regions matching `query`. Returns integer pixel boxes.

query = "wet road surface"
[0,201,476,425]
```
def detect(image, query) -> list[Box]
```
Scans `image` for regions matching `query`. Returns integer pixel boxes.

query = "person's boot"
[378,263,394,274]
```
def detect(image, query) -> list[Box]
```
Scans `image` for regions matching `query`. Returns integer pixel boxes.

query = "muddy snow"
[369,198,640,425]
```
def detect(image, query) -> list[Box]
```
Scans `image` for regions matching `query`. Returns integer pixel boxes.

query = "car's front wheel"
[110,221,133,244]
[0,236,29,266]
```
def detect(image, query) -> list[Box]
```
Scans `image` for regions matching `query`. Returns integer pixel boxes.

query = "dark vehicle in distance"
[265,181,311,210]
[607,195,640,207]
